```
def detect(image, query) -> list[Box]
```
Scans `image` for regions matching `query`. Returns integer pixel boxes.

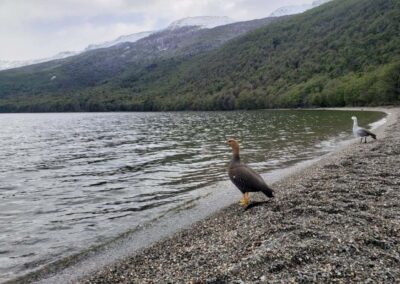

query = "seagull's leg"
[364,137,367,143]
[360,138,363,143]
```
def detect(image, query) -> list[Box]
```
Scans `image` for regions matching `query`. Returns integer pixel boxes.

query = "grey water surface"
[0,110,384,282]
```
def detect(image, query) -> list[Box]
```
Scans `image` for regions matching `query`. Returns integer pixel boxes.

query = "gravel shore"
[81,108,400,283]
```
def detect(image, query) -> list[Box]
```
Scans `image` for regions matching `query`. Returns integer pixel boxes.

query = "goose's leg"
[239,193,246,206]
[239,192,250,207]
[244,192,250,206]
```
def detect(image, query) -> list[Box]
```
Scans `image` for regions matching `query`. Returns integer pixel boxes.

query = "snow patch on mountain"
[269,0,332,17]
[0,51,79,71]
[85,31,153,51]
[0,16,235,71]
[0,31,153,71]
[167,16,236,30]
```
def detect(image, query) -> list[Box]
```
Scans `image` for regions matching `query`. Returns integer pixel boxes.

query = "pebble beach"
[77,108,400,283]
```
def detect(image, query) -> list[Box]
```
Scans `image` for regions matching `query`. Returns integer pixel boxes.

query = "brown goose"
[227,139,274,207]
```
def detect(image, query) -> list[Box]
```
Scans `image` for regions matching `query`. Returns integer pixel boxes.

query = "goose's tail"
[261,186,274,198]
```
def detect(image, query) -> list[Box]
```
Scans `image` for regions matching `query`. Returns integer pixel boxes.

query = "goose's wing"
[229,164,267,192]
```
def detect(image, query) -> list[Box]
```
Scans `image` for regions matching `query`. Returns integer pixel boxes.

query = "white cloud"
[0,0,314,61]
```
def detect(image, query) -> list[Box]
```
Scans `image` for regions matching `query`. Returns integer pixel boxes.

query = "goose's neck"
[231,147,240,161]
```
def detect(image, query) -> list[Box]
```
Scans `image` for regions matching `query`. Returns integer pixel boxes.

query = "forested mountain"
[0,0,399,112]
[0,17,277,112]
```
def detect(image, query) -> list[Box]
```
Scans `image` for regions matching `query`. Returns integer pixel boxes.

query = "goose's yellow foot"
[239,193,250,207]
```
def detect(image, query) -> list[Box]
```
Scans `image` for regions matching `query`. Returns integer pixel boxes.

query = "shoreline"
[8,107,398,283]
[81,107,399,283]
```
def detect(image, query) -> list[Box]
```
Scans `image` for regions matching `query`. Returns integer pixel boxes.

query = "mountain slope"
[0,17,277,108]
[113,0,400,111]
[0,16,236,71]
[0,0,399,112]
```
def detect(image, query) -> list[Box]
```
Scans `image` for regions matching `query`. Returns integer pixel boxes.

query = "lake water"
[0,110,385,282]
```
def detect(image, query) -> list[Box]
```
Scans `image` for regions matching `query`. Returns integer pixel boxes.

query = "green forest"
[0,0,399,112]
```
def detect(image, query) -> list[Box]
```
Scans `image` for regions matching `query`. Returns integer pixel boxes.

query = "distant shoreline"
[0,106,397,114]
[7,107,396,284]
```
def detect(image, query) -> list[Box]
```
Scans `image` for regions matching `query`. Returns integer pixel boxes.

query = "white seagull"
[351,116,377,143]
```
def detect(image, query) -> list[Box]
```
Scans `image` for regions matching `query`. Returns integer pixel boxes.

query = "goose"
[227,139,274,207]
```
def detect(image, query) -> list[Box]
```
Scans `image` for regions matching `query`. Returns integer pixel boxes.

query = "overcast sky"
[0,0,315,61]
